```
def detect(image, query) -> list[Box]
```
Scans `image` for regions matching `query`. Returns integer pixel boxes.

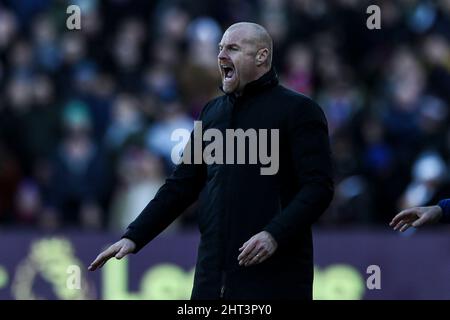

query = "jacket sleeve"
[122,118,207,253]
[438,199,450,223]
[264,98,334,247]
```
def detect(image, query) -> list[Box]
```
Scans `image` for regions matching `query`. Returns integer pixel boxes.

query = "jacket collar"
[220,66,279,98]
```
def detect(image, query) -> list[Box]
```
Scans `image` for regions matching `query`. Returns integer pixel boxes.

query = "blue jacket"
[438,199,450,223]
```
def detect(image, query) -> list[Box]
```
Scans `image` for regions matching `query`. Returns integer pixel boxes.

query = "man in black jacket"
[89,22,334,300]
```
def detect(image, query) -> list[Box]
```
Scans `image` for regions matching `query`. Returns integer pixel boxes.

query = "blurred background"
[1,0,450,300]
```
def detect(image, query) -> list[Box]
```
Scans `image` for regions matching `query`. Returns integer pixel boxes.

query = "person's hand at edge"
[390,206,443,232]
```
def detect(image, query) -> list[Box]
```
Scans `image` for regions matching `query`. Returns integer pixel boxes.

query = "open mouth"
[221,65,235,81]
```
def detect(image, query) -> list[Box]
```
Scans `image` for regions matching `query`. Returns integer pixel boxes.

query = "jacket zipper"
[220,97,239,300]
[220,271,226,299]
[219,96,240,300]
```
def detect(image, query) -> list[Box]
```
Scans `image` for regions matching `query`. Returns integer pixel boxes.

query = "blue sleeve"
[438,199,450,224]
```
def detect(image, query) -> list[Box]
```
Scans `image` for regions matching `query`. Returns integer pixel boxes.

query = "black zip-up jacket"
[122,67,334,299]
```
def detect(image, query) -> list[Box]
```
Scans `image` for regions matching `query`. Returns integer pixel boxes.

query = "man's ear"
[256,48,269,66]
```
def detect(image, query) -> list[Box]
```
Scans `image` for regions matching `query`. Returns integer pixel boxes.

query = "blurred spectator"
[104,93,145,152]
[282,43,314,96]
[318,76,362,137]
[22,74,60,165]
[32,14,61,72]
[0,7,17,51]
[398,151,450,211]
[45,101,108,229]
[146,100,194,171]
[14,178,42,225]
[109,147,165,232]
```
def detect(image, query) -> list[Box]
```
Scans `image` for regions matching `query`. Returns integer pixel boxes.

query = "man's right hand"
[88,238,136,271]
[389,205,443,232]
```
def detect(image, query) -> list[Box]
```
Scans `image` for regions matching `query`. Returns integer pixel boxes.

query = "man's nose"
[218,49,228,60]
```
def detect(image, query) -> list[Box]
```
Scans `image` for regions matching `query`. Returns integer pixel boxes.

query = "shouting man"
[89,22,334,300]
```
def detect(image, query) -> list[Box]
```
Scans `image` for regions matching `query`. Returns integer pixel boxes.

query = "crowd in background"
[1,0,450,231]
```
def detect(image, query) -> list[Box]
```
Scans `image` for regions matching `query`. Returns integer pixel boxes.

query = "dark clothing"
[123,68,334,299]
[438,199,450,223]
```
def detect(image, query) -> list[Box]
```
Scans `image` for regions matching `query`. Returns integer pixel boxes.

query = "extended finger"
[243,246,262,266]
[88,254,106,271]
[238,241,256,264]
[393,220,408,231]
[89,254,109,271]
[89,246,117,270]
[399,222,411,232]
[390,210,414,226]
[239,239,251,251]
[95,259,108,270]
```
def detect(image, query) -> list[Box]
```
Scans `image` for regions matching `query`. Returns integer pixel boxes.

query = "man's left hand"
[237,231,278,267]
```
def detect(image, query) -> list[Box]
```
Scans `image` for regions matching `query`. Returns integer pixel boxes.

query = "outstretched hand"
[237,231,278,267]
[88,238,136,271]
[390,206,443,232]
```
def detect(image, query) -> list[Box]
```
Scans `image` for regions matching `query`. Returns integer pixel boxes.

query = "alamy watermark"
[66,265,81,290]
[367,5,381,30]
[65,4,379,31]
[171,121,279,176]
[366,264,381,290]
[66,5,81,30]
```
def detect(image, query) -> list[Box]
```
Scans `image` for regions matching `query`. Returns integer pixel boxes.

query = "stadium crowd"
[1,0,450,231]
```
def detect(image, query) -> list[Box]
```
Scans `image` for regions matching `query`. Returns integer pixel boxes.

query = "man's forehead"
[220,28,254,46]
